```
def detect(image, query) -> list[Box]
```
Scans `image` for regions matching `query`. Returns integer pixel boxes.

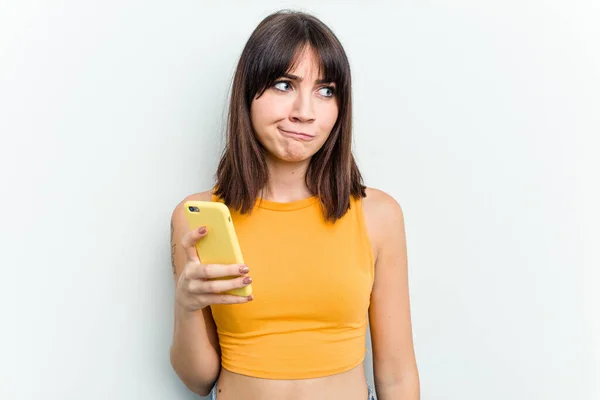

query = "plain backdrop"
[0,1,598,399]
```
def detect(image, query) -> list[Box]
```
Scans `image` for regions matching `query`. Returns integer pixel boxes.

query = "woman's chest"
[211,210,374,331]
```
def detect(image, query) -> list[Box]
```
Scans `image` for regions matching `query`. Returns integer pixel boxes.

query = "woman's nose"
[289,91,315,122]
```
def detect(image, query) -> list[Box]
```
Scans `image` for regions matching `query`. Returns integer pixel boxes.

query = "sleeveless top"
[210,193,375,379]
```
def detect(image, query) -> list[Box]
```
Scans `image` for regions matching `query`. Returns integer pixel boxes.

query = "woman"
[170,10,419,400]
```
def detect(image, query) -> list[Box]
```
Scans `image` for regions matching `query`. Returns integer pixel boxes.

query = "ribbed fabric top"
[210,193,375,379]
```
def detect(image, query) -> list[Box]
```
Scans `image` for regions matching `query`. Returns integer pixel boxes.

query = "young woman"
[170,10,419,400]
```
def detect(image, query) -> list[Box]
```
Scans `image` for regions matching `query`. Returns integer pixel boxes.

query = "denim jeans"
[209,382,376,399]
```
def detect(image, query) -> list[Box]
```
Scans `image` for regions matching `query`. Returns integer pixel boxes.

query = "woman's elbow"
[170,347,219,396]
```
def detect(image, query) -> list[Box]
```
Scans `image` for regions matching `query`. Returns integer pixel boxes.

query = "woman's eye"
[319,86,335,98]
[273,81,335,97]
[273,81,292,91]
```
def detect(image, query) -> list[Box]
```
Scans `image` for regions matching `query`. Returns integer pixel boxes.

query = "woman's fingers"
[178,228,253,306]
[202,263,249,279]
[200,293,254,304]
[180,226,208,262]
[188,275,252,294]
[184,262,248,280]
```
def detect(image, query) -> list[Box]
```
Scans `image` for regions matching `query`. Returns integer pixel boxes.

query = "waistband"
[209,381,376,399]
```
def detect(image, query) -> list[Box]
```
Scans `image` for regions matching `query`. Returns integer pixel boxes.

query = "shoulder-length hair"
[214,9,366,222]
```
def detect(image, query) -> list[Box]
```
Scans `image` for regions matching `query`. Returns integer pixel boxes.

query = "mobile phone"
[183,200,252,297]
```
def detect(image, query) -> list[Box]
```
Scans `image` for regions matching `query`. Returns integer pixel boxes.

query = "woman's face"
[250,47,339,163]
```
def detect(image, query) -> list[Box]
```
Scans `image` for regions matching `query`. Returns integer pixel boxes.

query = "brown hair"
[214,9,366,222]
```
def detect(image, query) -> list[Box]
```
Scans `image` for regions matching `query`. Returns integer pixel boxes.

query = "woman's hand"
[175,226,253,312]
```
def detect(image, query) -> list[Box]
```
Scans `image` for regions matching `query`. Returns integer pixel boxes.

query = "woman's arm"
[364,188,420,400]
[170,192,221,396]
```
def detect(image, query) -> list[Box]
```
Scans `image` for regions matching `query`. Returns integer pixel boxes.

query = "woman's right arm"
[170,197,220,396]
[169,193,253,396]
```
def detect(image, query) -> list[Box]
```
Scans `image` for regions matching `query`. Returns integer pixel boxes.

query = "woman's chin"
[274,151,312,163]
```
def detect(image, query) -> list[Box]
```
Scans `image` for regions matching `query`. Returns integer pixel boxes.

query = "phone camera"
[188,206,199,212]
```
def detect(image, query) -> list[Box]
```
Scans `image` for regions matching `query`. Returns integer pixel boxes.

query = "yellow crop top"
[210,193,375,379]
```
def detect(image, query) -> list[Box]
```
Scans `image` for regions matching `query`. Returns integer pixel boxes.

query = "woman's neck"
[261,157,313,202]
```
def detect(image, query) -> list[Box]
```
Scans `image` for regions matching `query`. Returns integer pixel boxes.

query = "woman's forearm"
[170,304,220,396]
[376,372,420,400]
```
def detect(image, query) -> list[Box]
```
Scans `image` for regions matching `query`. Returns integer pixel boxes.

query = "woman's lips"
[278,127,315,141]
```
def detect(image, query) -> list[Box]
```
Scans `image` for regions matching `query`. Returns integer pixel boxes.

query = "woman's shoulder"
[361,187,405,257]
[362,187,403,218]
[182,189,214,203]
[172,189,214,218]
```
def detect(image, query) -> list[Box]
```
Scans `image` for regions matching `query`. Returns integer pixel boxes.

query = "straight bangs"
[246,27,349,110]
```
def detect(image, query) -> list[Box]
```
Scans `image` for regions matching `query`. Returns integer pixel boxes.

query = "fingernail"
[198,226,207,234]
[248,295,254,301]
[239,265,249,274]
[243,276,252,285]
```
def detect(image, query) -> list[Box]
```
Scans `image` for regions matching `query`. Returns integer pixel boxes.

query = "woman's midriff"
[215,363,369,400]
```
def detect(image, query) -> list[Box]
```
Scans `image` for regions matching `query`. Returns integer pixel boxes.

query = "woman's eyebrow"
[281,73,333,85]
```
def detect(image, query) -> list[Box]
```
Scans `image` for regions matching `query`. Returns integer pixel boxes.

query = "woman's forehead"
[286,46,328,80]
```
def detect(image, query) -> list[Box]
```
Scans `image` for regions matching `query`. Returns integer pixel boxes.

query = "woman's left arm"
[364,189,420,400]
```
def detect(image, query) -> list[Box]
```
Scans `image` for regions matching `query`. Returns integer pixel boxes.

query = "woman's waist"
[215,363,369,400]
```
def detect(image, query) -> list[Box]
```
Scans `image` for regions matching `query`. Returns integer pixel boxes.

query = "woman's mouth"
[277,128,315,141]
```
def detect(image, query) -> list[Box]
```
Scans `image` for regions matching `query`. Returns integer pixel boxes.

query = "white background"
[1,1,598,399]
